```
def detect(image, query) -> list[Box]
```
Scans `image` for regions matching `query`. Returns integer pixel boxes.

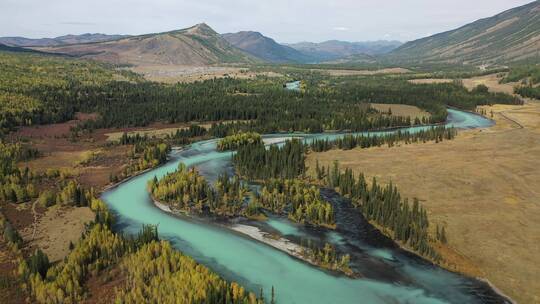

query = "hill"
[0,33,128,47]
[32,23,258,66]
[0,43,48,54]
[222,31,312,63]
[287,40,402,62]
[386,1,540,65]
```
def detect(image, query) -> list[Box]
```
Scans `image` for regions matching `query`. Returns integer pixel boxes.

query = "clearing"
[130,65,282,83]
[370,103,430,120]
[409,73,520,95]
[21,205,94,262]
[313,67,410,76]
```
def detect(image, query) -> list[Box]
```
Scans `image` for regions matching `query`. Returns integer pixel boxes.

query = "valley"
[1,1,539,303]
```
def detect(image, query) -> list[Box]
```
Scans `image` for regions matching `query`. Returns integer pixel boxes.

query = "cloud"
[332,26,349,31]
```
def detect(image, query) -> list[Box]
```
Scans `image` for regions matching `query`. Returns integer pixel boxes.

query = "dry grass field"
[461,74,518,95]
[314,67,410,76]
[370,103,430,120]
[307,101,540,304]
[409,78,453,85]
[409,72,520,95]
[130,65,282,83]
[20,206,94,262]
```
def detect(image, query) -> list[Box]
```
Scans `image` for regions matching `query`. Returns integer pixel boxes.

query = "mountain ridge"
[30,23,258,66]
[386,1,540,65]
[222,31,312,63]
[0,33,129,47]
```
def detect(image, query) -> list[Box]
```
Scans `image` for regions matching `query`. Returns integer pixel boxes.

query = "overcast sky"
[0,0,534,43]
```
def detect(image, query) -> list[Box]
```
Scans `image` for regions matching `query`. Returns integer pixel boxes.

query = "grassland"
[22,205,94,262]
[370,103,430,120]
[409,72,520,95]
[306,101,540,304]
[313,67,410,76]
[130,65,282,83]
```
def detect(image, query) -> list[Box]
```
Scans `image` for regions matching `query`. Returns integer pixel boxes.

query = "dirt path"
[498,109,524,129]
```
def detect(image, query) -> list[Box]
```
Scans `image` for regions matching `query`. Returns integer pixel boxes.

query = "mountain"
[32,24,258,66]
[324,53,377,64]
[287,40,402,62]
[386,1,540,65]
[222,31,312,63]
[0,33,128,47]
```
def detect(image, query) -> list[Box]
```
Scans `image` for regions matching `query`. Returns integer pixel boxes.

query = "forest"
[233,139,306,180]
[0,50,523,138]
[254,179,334,227]
[115,240,264,304]
[217,132,263,151]
[148,163,249,216]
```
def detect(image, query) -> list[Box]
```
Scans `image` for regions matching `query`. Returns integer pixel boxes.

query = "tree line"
[309,126,457,152]
[233,139,306,180]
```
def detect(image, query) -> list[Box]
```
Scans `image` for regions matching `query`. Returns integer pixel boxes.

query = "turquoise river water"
[102,109,507,304]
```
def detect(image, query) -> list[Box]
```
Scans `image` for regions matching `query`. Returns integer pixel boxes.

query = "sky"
[0,0,534,43]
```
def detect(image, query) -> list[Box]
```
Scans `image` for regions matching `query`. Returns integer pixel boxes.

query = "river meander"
[102,109,508,304]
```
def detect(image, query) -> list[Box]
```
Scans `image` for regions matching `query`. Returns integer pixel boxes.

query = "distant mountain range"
[3,25,399,65]
[222,32,400,63]
[0,33,128,47]
[386,1,540,65]
[2,1,538,67]
[286,40,402,62]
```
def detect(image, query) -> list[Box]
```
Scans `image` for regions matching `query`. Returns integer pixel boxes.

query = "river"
[102,109,509,304]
